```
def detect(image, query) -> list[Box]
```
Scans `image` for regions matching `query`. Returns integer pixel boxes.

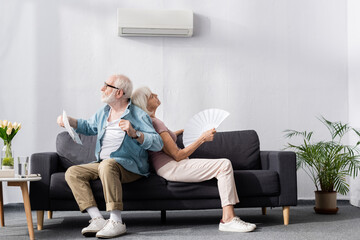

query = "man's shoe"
[81,217,107,237]
[219,216,256,233]
[96,219,126,239]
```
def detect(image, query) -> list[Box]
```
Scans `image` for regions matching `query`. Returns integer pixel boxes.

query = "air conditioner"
[117,9,193,37]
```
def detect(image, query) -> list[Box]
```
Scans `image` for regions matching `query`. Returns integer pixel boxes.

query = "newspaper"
[62,110,83,145]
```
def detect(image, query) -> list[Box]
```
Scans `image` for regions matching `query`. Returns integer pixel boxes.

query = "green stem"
[4,141,12,158]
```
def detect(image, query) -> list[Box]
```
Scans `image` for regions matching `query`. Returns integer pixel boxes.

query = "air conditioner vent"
[118,9,193,37]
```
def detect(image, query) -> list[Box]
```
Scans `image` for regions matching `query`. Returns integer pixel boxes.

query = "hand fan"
[183,109,230,147]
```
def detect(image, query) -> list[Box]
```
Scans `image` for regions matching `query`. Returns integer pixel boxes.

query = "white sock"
[86,207,103,219]
[110,210,123,223]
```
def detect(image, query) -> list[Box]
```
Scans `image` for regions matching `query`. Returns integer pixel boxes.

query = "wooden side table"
[0,176,42,240]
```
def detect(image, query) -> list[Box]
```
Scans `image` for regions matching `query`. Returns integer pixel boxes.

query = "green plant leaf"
[285,116,360,195]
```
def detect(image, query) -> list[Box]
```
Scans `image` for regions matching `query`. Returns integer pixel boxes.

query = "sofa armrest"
[260,151,297,206]
[29,152,60,210]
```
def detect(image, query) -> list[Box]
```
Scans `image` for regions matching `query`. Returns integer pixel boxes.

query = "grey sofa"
[29,130,297,230]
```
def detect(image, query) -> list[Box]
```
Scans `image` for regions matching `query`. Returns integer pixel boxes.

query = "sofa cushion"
[56,131,97,169]
[177,130,261,170]
[166,170,279,199]
[49,172,174,201]
[233,170,279,197]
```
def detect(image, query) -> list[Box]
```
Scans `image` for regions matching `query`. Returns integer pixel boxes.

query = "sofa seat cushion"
[49,172,173,201]
[234,170,279,197]
[166,170,279,199]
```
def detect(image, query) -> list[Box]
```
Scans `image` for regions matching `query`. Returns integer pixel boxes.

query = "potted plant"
[0,120,21,169]
[285,116,360,214]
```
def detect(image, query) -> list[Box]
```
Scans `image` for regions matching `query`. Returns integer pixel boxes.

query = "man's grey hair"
[113,74,133,99]
[131,86,153,115]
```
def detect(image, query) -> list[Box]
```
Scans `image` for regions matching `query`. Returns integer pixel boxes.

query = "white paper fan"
[183,109,230,147]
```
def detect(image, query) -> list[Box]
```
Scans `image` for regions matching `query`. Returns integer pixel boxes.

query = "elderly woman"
[131,87,256,233]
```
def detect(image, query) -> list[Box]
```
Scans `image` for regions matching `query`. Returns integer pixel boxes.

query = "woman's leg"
[157,158,239,221]
[222,205,236,222]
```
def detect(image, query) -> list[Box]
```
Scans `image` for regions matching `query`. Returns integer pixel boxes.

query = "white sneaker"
[219,216,256,233]
[81,217,107,237]
[96,219,127,239]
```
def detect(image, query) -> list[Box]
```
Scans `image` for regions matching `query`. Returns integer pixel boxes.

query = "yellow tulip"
[13,122,18,130]
[6,126,12,135]
[0,120,3,128]
[7,122,12,129]
[3,120,8,128]
[18,123,22,130]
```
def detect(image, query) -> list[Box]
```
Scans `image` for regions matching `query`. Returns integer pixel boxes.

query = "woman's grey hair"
[113,74,133,99]
[131,86,153,115]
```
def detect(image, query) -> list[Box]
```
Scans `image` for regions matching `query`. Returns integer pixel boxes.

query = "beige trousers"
[156,158,239,207]
[65,159,142,212]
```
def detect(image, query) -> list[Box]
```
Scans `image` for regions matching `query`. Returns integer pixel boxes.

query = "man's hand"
[57,115,65,127]
[119,119,137,138]
[57,115,77,128]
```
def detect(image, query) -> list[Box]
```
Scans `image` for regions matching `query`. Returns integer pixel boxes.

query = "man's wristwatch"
[133,131,142,139]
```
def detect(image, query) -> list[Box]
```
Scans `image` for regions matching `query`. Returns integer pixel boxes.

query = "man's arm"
[75,108,104,136]
[119,119,145,144]
[119,116,163,151]
[138,115,163,151]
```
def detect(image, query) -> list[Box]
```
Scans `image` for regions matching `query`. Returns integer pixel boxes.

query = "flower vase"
[1,141,14,169]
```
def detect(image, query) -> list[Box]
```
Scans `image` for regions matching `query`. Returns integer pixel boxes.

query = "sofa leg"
[262,207,266,215]
[37,211,44,230]
[161,210,166,224]
[48,211,53,219]
[283,206,290,225]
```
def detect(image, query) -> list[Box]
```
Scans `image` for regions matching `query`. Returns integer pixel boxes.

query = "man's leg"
[65,163,100,211]
[96,159,142,238]
[65,163,107,237]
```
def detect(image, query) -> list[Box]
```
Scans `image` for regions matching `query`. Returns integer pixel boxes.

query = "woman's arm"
[161,128,216,162]
[174,129,184,136]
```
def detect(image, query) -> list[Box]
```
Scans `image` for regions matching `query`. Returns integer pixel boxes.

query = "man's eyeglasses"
[104,82,125,94]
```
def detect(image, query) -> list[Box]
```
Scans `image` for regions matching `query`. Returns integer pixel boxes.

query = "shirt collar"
[104,99,132,116]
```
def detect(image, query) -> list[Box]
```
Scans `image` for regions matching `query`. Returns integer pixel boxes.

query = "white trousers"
[156,158,239,207]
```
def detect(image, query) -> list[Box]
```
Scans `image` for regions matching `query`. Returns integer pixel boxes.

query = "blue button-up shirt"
[75,100,163,176]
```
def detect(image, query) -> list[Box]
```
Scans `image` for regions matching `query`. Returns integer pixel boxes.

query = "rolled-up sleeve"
[75,109,101,136]
[139,115,163,151]
[141,132,163,151]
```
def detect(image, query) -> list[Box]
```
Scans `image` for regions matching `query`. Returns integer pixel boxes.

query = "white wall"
[348,0,360,207]
[0,0,349,203]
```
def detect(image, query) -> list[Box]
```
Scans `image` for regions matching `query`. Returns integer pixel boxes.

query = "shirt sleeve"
[152,118,168,134]
[139,114,164,151]
[75,108,102,136]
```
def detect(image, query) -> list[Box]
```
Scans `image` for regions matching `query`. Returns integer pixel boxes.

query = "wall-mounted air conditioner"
[117,9,193,37]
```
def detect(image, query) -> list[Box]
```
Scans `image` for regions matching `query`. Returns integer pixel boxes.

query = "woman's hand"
[174,129,184,136]
[200,128,216,142]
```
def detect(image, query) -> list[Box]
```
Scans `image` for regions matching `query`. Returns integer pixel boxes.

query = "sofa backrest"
[56,130,261,171]
[176,130,261,170]
[56,131,97,170]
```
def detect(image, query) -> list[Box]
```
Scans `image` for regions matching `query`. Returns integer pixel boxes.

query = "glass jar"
[1,141,14,169]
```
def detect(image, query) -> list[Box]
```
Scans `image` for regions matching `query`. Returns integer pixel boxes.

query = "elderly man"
[57,74,163,238]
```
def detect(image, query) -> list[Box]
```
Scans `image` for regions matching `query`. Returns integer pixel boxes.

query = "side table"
[0,176,42,240]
